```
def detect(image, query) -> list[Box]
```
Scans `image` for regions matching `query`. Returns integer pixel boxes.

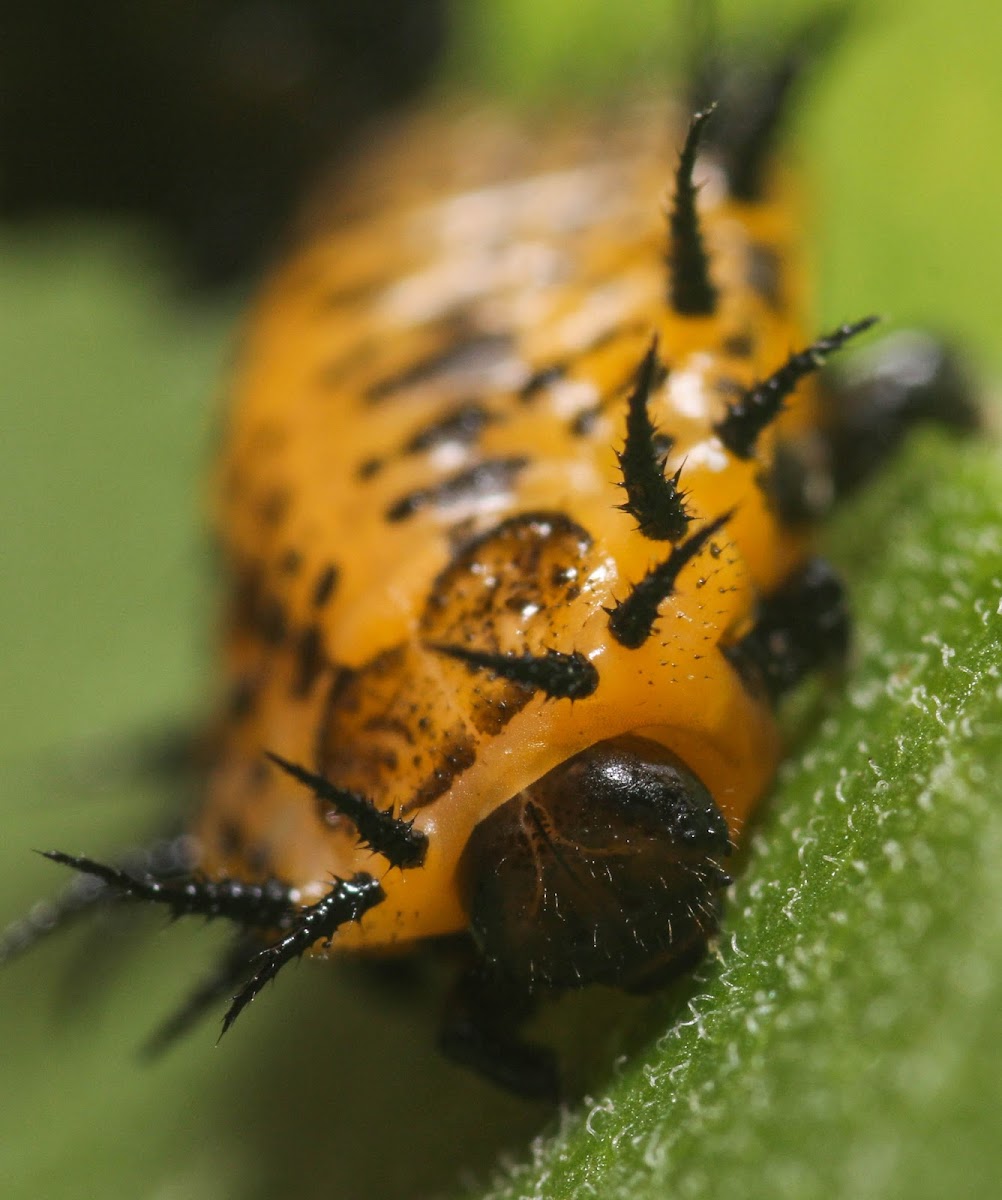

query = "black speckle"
[313,564,339,608]
[292,625,326,698]
[227,674,259,722]
[279,548,302,575]
[357,457,383,480]
[257,489,290,528]
[746,242,782,311]
[723,331,755,357]
[259,597,288,646]
[218,819,244,857]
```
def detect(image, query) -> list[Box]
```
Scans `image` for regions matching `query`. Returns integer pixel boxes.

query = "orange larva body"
[8,35,974,1098]
[200,107,805,948]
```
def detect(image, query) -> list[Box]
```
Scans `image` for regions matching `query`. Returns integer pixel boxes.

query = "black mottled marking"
[266,752,427,870]
[365,332,514,403]
[746,242,782,310]
[292,625,326,698]
[667,106,718,316]
[403,737,478,813]
[608,511,733,649]
[427,644,599,701]
[312,564,339,608]
[404,401,497,455]
[616,338,691,541]
[715,317,879,460]
[724,558,849,698]
[386,456,528,523]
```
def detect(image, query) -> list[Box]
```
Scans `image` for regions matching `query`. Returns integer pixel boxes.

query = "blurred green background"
[1,3,1000,1199]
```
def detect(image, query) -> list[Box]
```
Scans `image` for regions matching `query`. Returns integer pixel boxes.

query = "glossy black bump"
[608,511,733,649]
[715,316,879,460]
[616,337,691,541]
[265,752,427,870]
[667,105,718,316]
[426,643,599,701]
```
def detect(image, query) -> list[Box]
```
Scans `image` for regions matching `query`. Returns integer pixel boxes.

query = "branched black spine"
[220,873,385,1036]
[715,316,879,459]
[616,337,691,541]
[668,105,718,316]
[39,850,295,927]
[266,752,428,870]
[608,510,734,649]
[426,643,599,701]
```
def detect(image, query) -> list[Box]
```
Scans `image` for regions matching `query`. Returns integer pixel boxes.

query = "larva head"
[457,734,731,990]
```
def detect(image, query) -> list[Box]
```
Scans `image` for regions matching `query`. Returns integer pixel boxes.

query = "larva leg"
[821,331,979,498]
[725,558,850,699]
[439,967,558,1102]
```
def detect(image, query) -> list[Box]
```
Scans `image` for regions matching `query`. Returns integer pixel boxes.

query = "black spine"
[616,337,691,541]
[39,850,295,927]
[699,10,849,201]
[608,511,734,649]
[220,873,385,1036]
[715,316,878,459]
[426,644,599,701]
[266,752,428,870]
[668,106,718,316]
[0,834,198,966]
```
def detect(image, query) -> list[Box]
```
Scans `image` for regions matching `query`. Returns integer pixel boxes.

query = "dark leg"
[762,331,978,527]
[439,967,558,1102]
[821,330,979,497]
[141,933,262,1058]
[725,557,850,700]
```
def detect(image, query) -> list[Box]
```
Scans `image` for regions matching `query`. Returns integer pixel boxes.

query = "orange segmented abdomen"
[195,104,845,950]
